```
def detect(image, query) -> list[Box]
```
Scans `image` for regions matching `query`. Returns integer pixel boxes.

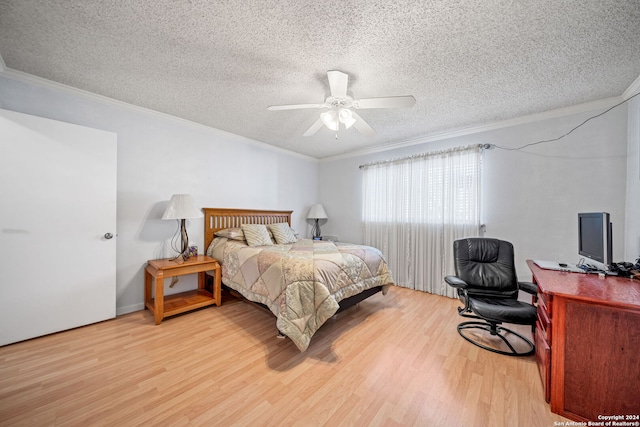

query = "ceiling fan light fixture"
[343,117,356,129]
[338,108,356,129]
[320,110,339,131]
[268,70,415,137]
[338,108,351,121]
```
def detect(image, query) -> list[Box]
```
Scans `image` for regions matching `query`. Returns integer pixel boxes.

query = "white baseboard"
[116,303,144,316]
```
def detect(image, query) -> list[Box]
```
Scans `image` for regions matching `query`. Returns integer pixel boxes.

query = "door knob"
[104,233,114,239]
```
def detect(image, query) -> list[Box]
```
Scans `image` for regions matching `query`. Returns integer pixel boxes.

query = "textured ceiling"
[1,0,639,159]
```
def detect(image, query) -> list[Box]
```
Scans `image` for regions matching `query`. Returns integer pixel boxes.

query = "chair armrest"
[519,281,538,295]
[445,275,468,289]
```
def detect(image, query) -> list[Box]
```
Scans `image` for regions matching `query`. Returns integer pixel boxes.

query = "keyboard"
[533,260,585,273]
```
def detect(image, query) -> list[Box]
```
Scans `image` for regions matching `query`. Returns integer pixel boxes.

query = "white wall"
[319,104,629,280]
[0,75,320,314]
[626,94,640,261]
[2,71,635,312]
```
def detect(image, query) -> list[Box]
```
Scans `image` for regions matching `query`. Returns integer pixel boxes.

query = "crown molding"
[0,66,318,163]
[623,73,640,100]
[321,95,623,162]
[3,56,636,164]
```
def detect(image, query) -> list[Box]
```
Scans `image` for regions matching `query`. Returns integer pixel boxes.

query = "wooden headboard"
[203,208,293,250]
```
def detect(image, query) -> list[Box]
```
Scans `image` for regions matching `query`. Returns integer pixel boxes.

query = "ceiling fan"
[267,70,416,137]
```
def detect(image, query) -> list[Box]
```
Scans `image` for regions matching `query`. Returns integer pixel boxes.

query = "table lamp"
[162,194,203,259]
[307,204,328,239]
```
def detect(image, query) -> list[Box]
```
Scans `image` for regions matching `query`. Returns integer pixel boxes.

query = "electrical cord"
[492,91,640,151]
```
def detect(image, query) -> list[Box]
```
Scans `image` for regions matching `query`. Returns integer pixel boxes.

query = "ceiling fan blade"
[351,111,375,136]
[354,95,416,109]
[303,118,324,136]
[327,70,348,98]
[267,103,324,111]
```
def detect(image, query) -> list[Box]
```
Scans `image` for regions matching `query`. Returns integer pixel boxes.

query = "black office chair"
[444,238,538,356]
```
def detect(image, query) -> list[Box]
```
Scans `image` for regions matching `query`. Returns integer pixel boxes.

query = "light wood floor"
[0,287,568,426]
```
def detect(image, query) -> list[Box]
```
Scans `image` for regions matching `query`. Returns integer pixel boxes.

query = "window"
[361,145,482,296]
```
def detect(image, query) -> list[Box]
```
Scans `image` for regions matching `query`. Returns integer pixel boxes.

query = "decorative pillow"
[268,223,298,244]
[241,224,274,246]
[214,227,246,241]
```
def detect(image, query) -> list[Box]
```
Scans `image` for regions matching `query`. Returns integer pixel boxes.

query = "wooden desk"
[527,260,640,422]
[145,255,221,325]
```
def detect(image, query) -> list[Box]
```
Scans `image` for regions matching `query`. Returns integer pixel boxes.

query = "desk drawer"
[535,322,551,403]
[537,304,552,344]
[537,291,552,317]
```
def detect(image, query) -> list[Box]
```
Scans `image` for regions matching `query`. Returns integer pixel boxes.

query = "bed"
[203,208,394,351]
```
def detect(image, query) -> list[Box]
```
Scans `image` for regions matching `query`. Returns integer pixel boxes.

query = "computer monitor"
[578,212,612,271]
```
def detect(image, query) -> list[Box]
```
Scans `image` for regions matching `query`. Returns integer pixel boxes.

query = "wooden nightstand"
[144,255,221,325]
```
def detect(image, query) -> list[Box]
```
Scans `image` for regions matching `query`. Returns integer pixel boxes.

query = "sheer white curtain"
[361,145,482,298]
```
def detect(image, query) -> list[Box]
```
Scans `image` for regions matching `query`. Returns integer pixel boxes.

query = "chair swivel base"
[457,321,535,357]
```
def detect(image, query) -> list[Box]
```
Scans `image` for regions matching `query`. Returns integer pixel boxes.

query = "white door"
[0,108,117,346]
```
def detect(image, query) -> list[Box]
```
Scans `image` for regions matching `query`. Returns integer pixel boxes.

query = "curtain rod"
[358,143,489,169]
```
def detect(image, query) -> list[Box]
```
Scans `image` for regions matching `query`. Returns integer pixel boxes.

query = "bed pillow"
[214,227,245,241]
[241,224,274,246]
[268,223,298,244]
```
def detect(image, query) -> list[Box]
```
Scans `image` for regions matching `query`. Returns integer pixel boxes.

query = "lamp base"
[312,219,322,239]
[180,219,189,254]
[169,219,190,271]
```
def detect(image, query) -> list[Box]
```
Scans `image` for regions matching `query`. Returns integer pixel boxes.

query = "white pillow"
[241,224,274,247]
[214,227,245,241]
[268,223,297,244]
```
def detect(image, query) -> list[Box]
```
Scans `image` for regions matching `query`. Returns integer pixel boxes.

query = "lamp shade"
[162,194,203,220]
[307,204,328,220]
